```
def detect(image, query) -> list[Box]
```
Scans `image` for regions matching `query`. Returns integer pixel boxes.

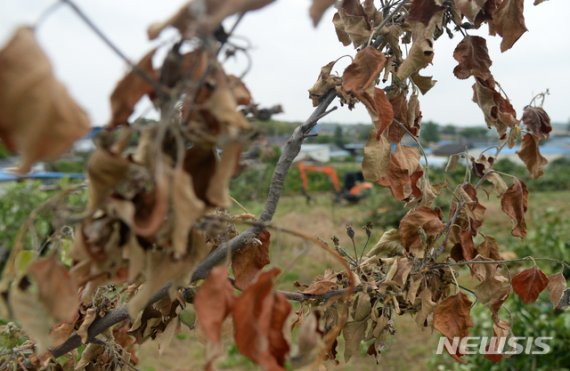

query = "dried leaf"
[521,106,551,140]
[232,268,291,370]
[511,266,548,304]
[206,141,242,207]
[309,0,336,27]
[308,60,342,107]
[517,133,548,179]
[472,77,518,137]
[546,272,566,307]
[399,207,444,257]
[378,145,422,201]
[500,178,528,238]
[195,266,235,343]
[232,230,271,289]
[362,129,391,182]
[367,229,403,257]
[77,307,97,344]
[0,27,90,174]
[26,256,79,323]
[108,49,158,128]
[332,0,372,48]
[172,168,205,259]
[433,292,473,361]
[454,0,487,23]
[343,320,367,361]
[452,36,492,80]
[491,0,527,52]
[86,149,131,211]
[415,287,436,326]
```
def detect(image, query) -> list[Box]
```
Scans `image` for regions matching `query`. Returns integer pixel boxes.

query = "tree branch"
[50,90,338,358]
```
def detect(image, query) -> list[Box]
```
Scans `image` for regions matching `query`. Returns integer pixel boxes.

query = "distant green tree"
[334,126,345,147]
[441,124,457,135]
[420,121,440,143]
[459,126,489,139]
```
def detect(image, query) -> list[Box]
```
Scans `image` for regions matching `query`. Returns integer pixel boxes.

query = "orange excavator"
[297,161,373,203]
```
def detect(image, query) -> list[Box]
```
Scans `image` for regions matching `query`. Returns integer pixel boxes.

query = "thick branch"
[50,90,338,358]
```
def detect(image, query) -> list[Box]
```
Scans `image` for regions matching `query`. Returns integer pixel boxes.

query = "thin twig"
[58,0,167,97]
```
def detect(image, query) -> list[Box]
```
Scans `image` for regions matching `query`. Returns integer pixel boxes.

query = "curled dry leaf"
[511,266,548,304]
[377,144,422,201]
[148,0,276,39]
[517,133,548,179]
[108,48,158,128]
[361,129,390,182]
[232,230,271,290]
[309,0,336,27]
[232,268,291,371]
[521,106,551,140]
[454,0,486,23]
[308,60,342,107]
[546,272,566,307]
[0,27,90,174]
[500,178,528,238]
[342,47,393,135]
[77,307,97,344]
[367,229,403,257]
[490,0,527,52]
[399,206,445,257]
[9,256,79,353]
[206,141,242,207]
[452,35,492,80]
[472,77,518,138]
[433,292,473,361]
[86,148,131,211]
[194,266,235,344]
[415,287,436,326]
[333,0,373,48]
[172,167,206,259]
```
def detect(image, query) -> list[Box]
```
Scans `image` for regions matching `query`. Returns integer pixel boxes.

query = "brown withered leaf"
[232,268,291,370]
[362,129,391,182]
[86,149,131,211]
[343,319,367,361]
[309,0,336,27]
[77,307,97,344]
[308,60,342,107]
[26,255,79,323]
[411,73,437,95]
[433,292,473,361]
[521,106,551,140]
[452,36,492,80]
[385,94,409,144]
[396,38,434,82]
[399,207,444,257]
[172,167,205,259]
[290,312,324,368]
[148,0,275,39]
[206,141,242,207]
[408,0,445,27]
[415,287,436,326]
[0,27,90,174]
[343,47,385,94]
[332,0,372,48]
[184,145,217,202]
[108,49,158,128]
[472,77,518,137]
[474,263,510,315]
[546,272,566,307]
[232,230,271,290]
[484,319,511,363]
[454,0,487,23]
[228,75,252,106]
[378,145,422,201]
[511,266,548,304]
[195,266,235,343]
[517,134,548,179]
[500,178,528,238]
[205,68,251,133]
[491,0,527,52]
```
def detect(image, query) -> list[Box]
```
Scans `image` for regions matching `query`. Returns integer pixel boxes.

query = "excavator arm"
[298,161,341,195]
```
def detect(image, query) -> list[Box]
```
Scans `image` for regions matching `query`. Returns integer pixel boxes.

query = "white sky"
[1,0,569,127]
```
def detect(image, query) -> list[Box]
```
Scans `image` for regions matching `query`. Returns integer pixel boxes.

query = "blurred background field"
[1,120,570,370]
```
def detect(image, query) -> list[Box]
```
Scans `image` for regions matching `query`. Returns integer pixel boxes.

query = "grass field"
[137,187,570,371]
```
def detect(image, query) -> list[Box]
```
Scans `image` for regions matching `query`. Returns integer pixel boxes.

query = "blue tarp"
[0,171,84,182]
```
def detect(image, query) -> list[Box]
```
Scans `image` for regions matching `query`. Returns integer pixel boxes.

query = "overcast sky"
[1,0,569,127]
